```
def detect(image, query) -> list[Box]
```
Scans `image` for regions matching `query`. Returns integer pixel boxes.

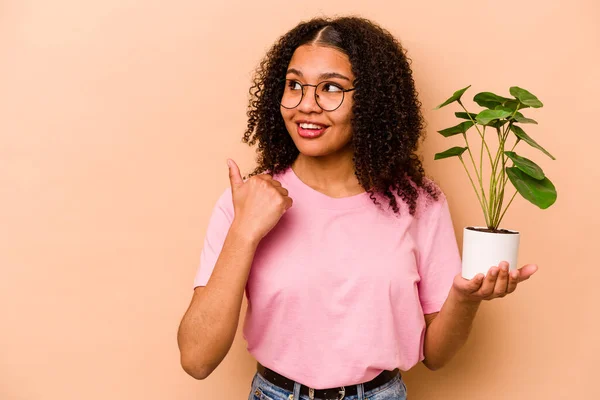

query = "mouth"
[296,121,329,139]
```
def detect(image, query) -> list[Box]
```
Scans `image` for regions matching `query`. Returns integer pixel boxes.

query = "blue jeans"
[248,370,408,400]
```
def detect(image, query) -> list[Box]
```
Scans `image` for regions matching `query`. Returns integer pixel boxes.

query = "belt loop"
[292,381,301,400]
[357,383,364,400]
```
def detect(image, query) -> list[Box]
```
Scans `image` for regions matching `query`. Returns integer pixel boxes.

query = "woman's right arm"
[177,221,259,380]
[177,159,293,380]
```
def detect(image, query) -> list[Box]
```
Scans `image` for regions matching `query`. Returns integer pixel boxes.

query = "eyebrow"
[286,68,351,82]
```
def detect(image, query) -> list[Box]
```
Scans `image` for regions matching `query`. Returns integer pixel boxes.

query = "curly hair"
[241,16,441,216]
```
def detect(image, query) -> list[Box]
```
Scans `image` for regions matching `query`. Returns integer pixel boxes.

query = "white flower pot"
[461,227,520,280]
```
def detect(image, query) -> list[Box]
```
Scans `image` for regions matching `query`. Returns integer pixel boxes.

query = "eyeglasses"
[279,79,356,112]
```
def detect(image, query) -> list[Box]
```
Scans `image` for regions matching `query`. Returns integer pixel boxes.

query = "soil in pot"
[466,227,519,234]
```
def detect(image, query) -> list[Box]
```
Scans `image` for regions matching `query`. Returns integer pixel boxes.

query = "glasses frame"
[279,78,356,112]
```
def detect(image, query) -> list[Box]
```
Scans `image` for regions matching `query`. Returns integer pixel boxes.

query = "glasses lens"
[281,79,303,109]
[316,82,344,111]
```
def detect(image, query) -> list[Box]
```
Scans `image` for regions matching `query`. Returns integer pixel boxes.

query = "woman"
[177,16,538,400]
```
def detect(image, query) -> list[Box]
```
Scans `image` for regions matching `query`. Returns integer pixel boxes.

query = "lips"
[296,121,329,139]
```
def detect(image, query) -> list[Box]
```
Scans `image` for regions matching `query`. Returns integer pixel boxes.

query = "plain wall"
[1,0,598,399]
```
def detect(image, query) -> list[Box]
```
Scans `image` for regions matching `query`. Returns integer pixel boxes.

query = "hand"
[227,159,293,244]
[451,261,538,303]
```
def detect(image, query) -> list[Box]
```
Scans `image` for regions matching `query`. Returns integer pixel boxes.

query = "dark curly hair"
[241,16,441,216]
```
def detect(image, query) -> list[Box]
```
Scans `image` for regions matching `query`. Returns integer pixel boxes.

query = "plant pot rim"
[464,226,520,234]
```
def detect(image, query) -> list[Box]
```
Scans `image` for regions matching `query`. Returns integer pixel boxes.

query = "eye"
[286,80,302,91]
[321,82,343,92]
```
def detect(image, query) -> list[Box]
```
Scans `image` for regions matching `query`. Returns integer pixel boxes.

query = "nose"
[297,85,322,114]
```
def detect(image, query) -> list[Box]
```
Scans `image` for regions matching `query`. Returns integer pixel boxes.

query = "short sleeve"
[193,187,234,289]
[417,196,462,314]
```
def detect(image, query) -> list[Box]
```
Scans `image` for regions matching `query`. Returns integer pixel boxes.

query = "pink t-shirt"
[193,166,461,389]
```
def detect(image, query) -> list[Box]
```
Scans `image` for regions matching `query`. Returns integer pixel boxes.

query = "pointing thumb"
[227,159,243,191]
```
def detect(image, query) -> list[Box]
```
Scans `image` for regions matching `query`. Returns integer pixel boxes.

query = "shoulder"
[398,175,447,220]
[213,186,234,220]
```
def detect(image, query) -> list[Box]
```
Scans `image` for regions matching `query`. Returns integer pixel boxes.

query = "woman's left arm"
[422,261,539,371]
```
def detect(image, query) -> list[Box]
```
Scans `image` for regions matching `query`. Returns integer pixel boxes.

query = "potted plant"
[433,85,557,279]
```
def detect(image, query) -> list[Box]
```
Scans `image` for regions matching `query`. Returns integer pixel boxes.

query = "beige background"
[1,0,598,399]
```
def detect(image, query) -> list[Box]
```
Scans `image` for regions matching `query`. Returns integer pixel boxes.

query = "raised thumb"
[227,159,243,190]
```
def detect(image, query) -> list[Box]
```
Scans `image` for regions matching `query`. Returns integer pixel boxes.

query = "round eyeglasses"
[279,79,356,112]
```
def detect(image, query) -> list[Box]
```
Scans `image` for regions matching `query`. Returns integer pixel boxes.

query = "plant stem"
[459,101,494,165]
[493,170,506,228]
[490,127,508,227]
[459,155,490,225]
[480,126,485,187]
[488,128,499,226]
[492,144,508,227]
[462,132,488,205]
[511,141,518,151]
[494,135,519,227]
[491,106,520,228]
[453,100,521,230]
[489,125,509,229]
[457,100,492,225]
[495,191,518,228]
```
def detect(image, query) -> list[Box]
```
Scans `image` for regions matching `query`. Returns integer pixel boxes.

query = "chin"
[293,142,329,157]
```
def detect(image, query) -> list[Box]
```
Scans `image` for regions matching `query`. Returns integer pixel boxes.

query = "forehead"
[287,44,353,79]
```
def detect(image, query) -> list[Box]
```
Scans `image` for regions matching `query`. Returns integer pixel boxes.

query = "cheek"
[331,106,353,131]
[280,108,296,126]
[280,110,299,137]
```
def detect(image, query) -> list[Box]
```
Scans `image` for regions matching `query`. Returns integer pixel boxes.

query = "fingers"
[481,261,521,299]
[466,273,485,291]
[479,261,509,298]
[257,177,288,197]
[507,268,519,294]
[256,176,291,208]
[478,267,498,298]
[460,261,535,301]
[284,196,293,211]
[517,264,538,281]
[245,174,291,198]
[227,159,244,190]
[493,263,510,298]
[275,183,292,211]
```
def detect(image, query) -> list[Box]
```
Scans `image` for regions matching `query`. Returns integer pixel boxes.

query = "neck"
[291,153,366,197]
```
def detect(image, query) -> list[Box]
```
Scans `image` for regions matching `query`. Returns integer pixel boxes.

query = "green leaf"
[504,151,545,180]
[510,125,556,160]
[434,85,471,109]
[493,105,538,124]
[455,112,478,120]
[510,87,543,108]
[437,121,475,137]
[473,92,512,109]
[476,109,513,125]
[506,167,557,209]
[513,113,538,124]
[489,120,508,129]
[503,99,530,111]
[434,147,468,160]
[494,105,515,113]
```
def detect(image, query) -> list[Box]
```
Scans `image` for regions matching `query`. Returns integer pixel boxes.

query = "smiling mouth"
[297,123,328,138]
